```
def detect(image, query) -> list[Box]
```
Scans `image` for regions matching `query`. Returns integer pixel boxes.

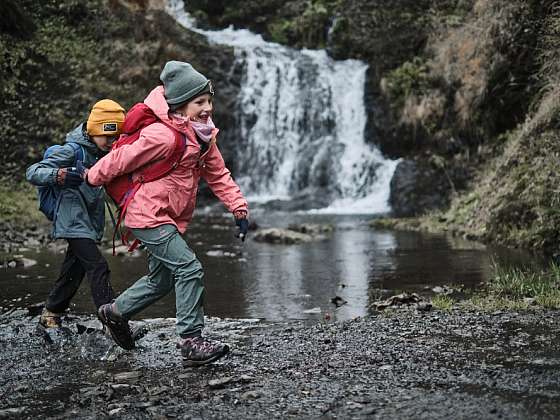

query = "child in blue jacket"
[26,99,125,329]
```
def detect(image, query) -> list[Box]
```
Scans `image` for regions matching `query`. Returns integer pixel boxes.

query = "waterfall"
[166,0,399,214]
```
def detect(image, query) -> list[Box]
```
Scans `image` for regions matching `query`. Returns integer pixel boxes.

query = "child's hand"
[56,167,83,187]
[76,160,90,183]
[234,210,249,242]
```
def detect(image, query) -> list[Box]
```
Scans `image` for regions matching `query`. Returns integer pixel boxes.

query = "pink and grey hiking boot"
[98,303,135,350]
[178,336,229,367]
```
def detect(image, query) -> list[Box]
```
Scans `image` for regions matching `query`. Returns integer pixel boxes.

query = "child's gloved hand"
[56,167,83,187]
[234,209,249,241]
[76,160,90,184]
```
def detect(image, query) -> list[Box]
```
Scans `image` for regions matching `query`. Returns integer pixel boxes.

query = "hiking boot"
[38,308,63,328]
[178,336,229,367]
[97,303,135,350]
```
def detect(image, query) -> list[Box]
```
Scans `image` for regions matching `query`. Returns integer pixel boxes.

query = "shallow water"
[0,210,540,321]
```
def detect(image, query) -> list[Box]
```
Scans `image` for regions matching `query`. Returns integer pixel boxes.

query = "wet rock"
[3,255,37,269]
[253,228,318,244]
[389,160,454,217]
[330,296,347,308]
[432,285,454,295]
[208,376,234,389]
[372,292,424,310]
[113,371,142,383]
[523,297,537,306]
[0,407,27,417]
[415,302,433,312]
[110,383,132,390]
[241,390,262,400]
[76,324,98,335]
[260,194,331,212]
[288,223,334,235]
[108,407,125,416]
[24,238,41,247]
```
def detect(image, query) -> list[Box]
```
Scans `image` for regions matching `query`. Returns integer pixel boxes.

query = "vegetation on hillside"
[0,0,237,184]
[0,0,238,225]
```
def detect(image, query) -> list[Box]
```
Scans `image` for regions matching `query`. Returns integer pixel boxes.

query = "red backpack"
[106,103,186,254]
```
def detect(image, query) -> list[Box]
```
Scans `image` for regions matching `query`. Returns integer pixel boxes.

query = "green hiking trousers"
[114,224,204,336]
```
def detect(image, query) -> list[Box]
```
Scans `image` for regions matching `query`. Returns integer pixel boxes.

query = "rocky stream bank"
[1,306,560,419]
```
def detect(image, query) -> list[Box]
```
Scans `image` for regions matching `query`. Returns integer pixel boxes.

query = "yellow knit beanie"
[86,99,125,136]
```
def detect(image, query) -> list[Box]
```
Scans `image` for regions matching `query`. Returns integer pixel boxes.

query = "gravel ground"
[1,307,560,419]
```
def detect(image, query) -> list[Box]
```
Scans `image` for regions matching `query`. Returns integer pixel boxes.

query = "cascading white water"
[166,0,399,214]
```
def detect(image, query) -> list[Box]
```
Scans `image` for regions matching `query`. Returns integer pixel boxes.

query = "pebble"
[113,371,142,383]
[208,377,234,389]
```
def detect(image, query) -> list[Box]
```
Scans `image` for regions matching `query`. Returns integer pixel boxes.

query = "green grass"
[466,295,532,311]
[431,294,455,311]
[489,260,560,299]
[0,183,44,226]
[467,260,560,310]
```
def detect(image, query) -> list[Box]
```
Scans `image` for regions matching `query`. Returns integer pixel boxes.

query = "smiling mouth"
[194,114,210,122]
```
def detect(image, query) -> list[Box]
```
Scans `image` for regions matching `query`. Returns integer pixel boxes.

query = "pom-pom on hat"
[86,99,125,136]
[160,61,213,111]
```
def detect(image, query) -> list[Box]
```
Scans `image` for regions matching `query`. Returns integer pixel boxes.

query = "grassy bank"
[428,260,560,311]
[0,183,44,227]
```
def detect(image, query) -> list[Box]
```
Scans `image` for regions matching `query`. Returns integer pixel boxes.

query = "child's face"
[178,94,213,123]
[91,135,117,152]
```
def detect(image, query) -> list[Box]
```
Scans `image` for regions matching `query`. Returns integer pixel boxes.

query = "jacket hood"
[65,123,103,156]
[144,86,186,133]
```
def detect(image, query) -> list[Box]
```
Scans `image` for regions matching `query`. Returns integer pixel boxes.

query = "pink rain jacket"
[87,86,248,233]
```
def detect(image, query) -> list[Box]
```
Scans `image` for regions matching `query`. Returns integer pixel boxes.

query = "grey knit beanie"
[160,61,213,110]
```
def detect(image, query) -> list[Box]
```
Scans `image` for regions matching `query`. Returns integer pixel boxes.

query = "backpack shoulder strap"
[135,122,187,183]
[66,142,85,165]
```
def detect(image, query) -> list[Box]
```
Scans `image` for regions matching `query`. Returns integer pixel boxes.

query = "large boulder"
[389,159,452,217]
[253,228,325,244]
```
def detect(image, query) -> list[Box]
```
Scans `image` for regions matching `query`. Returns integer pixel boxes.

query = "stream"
[0,209,538,321]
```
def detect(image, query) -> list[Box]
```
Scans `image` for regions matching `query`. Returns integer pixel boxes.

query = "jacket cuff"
[49,168,59,186]
[232,204,249,216]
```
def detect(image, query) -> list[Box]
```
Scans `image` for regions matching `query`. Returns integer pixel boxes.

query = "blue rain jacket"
[26,123,106,242]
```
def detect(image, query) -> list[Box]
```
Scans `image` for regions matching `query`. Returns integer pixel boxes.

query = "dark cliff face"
[0,0,241,183]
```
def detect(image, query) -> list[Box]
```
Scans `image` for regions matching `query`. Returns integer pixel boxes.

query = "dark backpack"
[37,142,85,221]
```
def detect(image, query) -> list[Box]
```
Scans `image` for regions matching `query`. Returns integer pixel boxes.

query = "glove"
[76,160,90,184]
[56,167,83,188]
[234,209,249,241]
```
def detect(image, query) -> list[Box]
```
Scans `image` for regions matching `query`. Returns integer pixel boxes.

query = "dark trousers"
[46,238,114,313]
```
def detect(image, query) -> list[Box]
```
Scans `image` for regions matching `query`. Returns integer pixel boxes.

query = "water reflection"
[0,212,544,321]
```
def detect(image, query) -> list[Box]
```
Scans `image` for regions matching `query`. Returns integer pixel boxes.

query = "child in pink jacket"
[84,61,249,366]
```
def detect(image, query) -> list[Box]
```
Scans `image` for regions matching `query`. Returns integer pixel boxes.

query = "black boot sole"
[97,310,135,351]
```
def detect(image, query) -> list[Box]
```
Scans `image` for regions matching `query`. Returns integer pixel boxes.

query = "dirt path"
[1,308,559,419]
